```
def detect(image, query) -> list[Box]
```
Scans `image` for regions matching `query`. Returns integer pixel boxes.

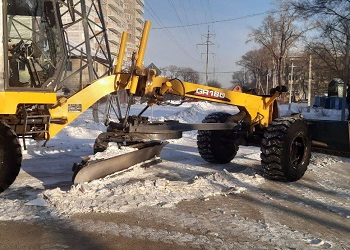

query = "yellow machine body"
[0,21,280,140]
[0,18,322,191]
[0,1,343,192]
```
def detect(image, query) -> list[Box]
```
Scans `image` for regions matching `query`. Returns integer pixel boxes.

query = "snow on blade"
[88,143,138,162]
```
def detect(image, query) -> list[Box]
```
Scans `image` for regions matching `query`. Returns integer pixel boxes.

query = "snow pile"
[310,153,343,167]
[167,101,239,123]
[42,165,264,216]
[279,103,348,120]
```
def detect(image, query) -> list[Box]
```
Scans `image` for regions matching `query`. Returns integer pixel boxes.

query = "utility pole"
[307,54,312,112]
[197,26,215,84]
[341,35,350,121]
[288,60,295,111]
[266,71,269,94]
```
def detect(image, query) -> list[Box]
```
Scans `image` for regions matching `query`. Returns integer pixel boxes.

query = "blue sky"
[143,0,276,88]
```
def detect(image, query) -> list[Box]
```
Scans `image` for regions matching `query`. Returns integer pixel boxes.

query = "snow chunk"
[25,197,47,207]
[88,143,137,162]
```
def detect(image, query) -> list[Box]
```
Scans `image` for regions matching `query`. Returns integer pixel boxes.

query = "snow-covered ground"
[0,102,349,249]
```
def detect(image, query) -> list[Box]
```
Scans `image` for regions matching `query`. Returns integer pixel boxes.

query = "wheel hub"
[290,135,306,168]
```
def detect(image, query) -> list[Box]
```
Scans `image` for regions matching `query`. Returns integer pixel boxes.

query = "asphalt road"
[1,162,349,249]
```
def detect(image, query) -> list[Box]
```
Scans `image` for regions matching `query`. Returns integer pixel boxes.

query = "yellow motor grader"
[0,0,349,193]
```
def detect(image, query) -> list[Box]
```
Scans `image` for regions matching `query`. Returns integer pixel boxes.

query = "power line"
[206,0,215,33]
[179,0,199,55]
[160,69,234,74]
[200,0,209,25]
[205,0,218,79]
[167,0,200,56]
[144,2,201,63]
[189,0,203,34]
[152,10,283,29]
[197,26,215,84]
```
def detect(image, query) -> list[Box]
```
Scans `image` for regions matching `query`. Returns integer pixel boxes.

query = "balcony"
[108,3,123,16]
[108,16,122,27]
[108,28,121,36]
[136,8,144,15]
[136,0,144,7]
[109,40,120,46]
[136,26,142,32]
[136,17,144,24]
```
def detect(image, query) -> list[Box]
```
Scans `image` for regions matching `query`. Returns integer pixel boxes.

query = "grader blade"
[73,141,167,184]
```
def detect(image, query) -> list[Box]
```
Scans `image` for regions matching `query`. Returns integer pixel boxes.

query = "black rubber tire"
[0,121,22,193]
[261,117,311,182]
[197,112,239,164]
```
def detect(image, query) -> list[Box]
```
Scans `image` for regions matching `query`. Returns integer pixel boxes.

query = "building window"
[128,33,135,40]
[125,13,132,20]
[66,61,72,71]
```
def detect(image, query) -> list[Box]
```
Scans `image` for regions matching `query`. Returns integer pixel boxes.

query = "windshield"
[5,0,65,90]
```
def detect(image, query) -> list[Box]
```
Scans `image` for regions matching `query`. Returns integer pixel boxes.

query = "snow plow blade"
[307,119,350,157]
[73,141,167,184]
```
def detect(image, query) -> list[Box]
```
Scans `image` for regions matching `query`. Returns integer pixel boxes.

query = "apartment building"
[103,0,145,62]
[61,0,145,93]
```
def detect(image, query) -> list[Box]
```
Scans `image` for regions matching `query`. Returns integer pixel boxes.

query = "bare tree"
[293,0,350,76]
[164,65,179,78]
[237,47,273,94]
[175,67,200,83]
[293,0,350,119]
[249,2,305,86]
[231,70,247,87]
[162,65,200,83]
[207,80,222,88]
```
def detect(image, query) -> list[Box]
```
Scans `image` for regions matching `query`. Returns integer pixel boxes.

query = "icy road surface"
[0,102,349,249]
